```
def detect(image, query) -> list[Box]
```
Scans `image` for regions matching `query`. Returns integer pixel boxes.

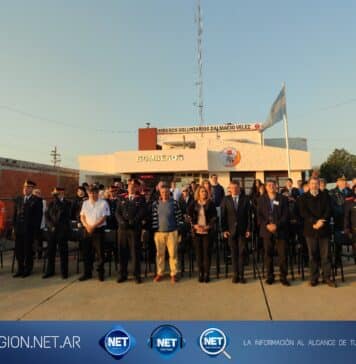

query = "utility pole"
[50,146,61,168]
[50,146,61,186]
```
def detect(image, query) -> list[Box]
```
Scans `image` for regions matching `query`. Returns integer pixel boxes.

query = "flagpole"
[283,113,291,177]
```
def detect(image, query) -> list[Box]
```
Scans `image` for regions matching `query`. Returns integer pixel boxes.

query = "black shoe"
[98,272,105,282]
[13,271,23,278]
[325,279,336,288]
[204,275,210,283]
[198,273,204,283]
[42,272,54,279]
[265,277,274,285]
[22,271,31,278]
[309,280,318,287]
[240,278,247,284]
[135,277,142,284]
[61,273,68,279]
[232,275,240,283]
[79,274,91,282]
[117,276,127,283]
[280,278,291,286]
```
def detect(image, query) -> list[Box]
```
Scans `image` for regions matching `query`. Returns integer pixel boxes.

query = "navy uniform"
[13,180,43,277]
[344,188,356,263]
[329,175,352,265]
[115,192,147,283]
[43,187,71,279]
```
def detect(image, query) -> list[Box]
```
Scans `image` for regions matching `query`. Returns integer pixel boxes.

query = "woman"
[188,185,217,283]
[201,179,213,200]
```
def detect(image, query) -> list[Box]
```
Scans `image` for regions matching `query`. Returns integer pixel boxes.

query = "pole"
[283,112,291,178]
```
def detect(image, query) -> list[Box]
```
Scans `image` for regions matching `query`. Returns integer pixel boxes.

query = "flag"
[262,84,286,131]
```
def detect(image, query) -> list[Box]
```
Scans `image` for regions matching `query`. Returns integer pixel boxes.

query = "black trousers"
[193,233,212,277]
[46,230,68,276]
[306,236,331,282]
[118,228,141,278]
[263,237,288,280]
[15,231,34,273]
[228,235,247,278]
[81,227,105,276]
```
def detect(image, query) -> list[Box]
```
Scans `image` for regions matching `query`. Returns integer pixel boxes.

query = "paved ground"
[0,251,355,321]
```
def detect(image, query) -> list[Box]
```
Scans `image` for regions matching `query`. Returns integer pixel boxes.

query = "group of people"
[4,173,356,288]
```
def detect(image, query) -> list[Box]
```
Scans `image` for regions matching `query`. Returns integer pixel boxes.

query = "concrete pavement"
[0,251,355,321]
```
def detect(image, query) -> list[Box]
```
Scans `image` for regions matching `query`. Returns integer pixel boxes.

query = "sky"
[0,0,355,169]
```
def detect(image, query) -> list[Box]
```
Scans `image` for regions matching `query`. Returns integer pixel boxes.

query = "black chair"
[103,229,118,276]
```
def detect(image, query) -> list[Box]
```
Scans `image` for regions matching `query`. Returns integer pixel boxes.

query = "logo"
[220,147,241,167]
[148,325,185,358]
[199,328,231,360]
[99,325,136,360]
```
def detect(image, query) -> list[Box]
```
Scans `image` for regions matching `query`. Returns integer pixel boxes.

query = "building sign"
[157,123,262,134]
[136,154,184,162]
[220,147,241,167]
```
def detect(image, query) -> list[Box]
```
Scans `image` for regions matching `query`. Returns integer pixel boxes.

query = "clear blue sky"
[0,0,355,168]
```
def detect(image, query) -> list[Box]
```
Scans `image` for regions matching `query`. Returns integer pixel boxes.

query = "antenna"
[196,0,204,126]
[50,146,61,168]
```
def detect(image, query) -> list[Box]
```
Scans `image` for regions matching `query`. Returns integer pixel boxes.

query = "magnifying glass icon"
[199,328,232,360]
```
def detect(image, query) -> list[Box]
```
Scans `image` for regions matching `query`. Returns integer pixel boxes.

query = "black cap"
[23,180,36,187]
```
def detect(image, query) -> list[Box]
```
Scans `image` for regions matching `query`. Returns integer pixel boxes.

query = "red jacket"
[0,200,6,232]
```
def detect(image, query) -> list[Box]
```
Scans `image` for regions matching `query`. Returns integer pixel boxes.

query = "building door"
[230,172,256,195]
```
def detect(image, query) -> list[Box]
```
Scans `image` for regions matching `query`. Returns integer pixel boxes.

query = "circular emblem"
[103,327,133,359]
[220,147,241,167]
[149,325,184,357]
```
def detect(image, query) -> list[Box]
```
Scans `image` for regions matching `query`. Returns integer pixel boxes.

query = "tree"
[319,148,356,182]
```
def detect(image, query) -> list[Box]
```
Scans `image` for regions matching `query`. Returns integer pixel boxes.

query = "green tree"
[319,148,356,182]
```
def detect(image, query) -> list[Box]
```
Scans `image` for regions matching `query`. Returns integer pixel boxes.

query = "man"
[106,185,119,230]
[257,180,290,286]
[152,184,183,283]
[344,185,356,263]
[0,200,6,237]
[12,180,43,277]
[115,180,146,283]
[80,184,110,281]
[71,186,88,222]
[299,177,335,287]
[319,178,328,193]
[210,174,225,208]
[329,175,352,265]
[190,180,198,198]
[329,176,352,228]
[280,178,300,200]
[221,181,251,283]
[170,180,181,201]
[297,180,304,195]
[43,187,71,279]
[32,188,46,259]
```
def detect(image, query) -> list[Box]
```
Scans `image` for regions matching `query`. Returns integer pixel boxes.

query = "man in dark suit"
[12,180,43,277]
[221,180,251,283]
[257,179,290,286]
[299,177,335,287]
[43,187,71,279]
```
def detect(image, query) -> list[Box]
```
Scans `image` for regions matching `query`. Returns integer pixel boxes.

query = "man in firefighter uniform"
[43,187,71,279]
[115,179,146,283]
[13,180,43,277]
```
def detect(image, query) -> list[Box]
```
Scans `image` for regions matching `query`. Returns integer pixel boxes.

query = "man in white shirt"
[80,184,110,281]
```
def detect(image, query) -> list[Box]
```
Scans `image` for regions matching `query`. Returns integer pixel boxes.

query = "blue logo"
[99,325,136,360]
[148,325,185,358]
[199,328,232,360]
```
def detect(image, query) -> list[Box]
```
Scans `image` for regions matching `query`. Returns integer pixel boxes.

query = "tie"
[233,196,238,210]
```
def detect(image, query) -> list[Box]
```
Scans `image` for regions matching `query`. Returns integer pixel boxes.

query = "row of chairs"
[1,223,354,282]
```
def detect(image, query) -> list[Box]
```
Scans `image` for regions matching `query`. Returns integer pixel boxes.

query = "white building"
[78,122,311,192]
